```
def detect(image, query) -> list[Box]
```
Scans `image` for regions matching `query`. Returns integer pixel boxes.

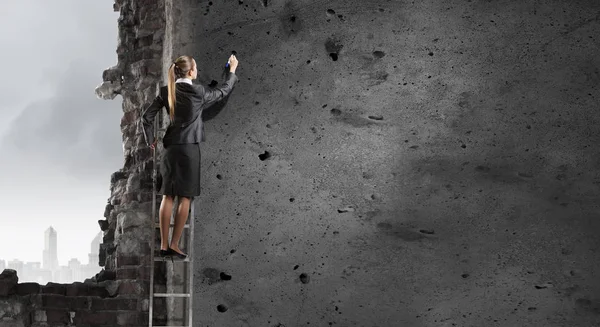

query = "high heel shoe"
[167,247,187,259]
[159,249,170,257]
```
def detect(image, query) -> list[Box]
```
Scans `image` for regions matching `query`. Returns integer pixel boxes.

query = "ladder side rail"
[188,199,195,327]
[148,116,159,327]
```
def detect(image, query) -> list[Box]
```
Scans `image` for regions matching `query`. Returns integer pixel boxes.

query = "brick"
[139,242,151,255]
[73,310,117,325]
[33,310,47,322]
[120,109,139,127]
[119,192,132,204]
[0,281,17,296]
[30,293,42,308]
[110,170,128,184]
[0,299,25,321]
[95,269,116,282]
[0,269,18,281]
[117,311,146,326]
[98,219,109,231]
[117,280,149,296]
[103,203,114,218]
[46,309,70,324]
[99,249,107,267]
[41,283,66,295]
[87,285,109,298]
[137,266,151,280]
[65,283,87,296]
[16,282,40,295]
[0,319,25,327]
[102,228,115,243]
[117,267,138,279]
[139,191,154,203]
[104,256,116,271]
[69,296,91,310]
[0,269,18,296]
[117,255,140,266]
[117,280,141,295]
[41,294,70,309]
[91,297,138,311]
[63,283,108,298]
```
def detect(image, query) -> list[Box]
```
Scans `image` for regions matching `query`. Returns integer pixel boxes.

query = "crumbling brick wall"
[0,1,168,326]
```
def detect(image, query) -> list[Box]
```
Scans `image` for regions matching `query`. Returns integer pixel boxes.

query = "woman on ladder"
[141,54,239,258]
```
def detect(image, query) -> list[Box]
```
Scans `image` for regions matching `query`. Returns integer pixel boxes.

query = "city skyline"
[0,220,107,266]
[0,226,102,267]
[0,226,103,284]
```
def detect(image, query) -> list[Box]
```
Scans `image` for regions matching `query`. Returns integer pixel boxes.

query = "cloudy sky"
[0,1,123,267]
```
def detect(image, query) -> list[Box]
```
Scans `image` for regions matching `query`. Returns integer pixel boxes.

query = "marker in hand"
[226,50,237,68]
[223,51,237,79]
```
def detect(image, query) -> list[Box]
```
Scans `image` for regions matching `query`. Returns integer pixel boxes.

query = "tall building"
[43,226,58,271]
[88,231,102,266]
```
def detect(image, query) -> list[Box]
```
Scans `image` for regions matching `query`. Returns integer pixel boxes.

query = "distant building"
[0,259,5,272]
[89,231,102,266]
[55,265,72,283]
[7,259,23,273]
[81,231,104,280]
[68,258,84,281]
[43,227,58,271]
[35,269,52,284]
[23,262,41,281]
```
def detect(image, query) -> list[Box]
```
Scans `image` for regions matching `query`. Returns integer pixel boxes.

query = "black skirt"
[158,143,201,197]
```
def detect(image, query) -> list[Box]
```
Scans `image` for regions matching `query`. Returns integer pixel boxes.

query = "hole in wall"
[259,151,271,161]
[299,273,310,284]
[373,50,385,58]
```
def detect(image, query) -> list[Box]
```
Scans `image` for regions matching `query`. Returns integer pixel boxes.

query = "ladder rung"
[154,257,191,262]
[154,223,190,228]
[153,293,190,298]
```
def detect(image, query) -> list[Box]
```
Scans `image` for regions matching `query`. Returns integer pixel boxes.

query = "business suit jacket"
[141,71,239,147]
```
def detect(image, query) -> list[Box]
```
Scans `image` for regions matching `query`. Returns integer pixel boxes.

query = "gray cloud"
[0,60,123,178]
[0,0,123,179]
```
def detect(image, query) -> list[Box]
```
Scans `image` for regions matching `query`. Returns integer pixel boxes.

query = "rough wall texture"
[178,0,600,326]
[2,0,600,327]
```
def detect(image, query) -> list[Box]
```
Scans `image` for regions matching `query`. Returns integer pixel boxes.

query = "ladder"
[148,120,195,327]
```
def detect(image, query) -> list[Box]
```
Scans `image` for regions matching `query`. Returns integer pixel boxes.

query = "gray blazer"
[141,72,238,146]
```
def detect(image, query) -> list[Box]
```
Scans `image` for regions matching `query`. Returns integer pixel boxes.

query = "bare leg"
[170,196,191,254]
[159,195,174,250]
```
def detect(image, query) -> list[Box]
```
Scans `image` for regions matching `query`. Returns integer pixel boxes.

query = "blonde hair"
[167,55,194,121]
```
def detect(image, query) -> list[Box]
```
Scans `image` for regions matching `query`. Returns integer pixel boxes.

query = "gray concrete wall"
[165,1,600,326]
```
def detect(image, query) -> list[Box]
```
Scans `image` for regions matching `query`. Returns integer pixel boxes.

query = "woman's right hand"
[228,55,239,72]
